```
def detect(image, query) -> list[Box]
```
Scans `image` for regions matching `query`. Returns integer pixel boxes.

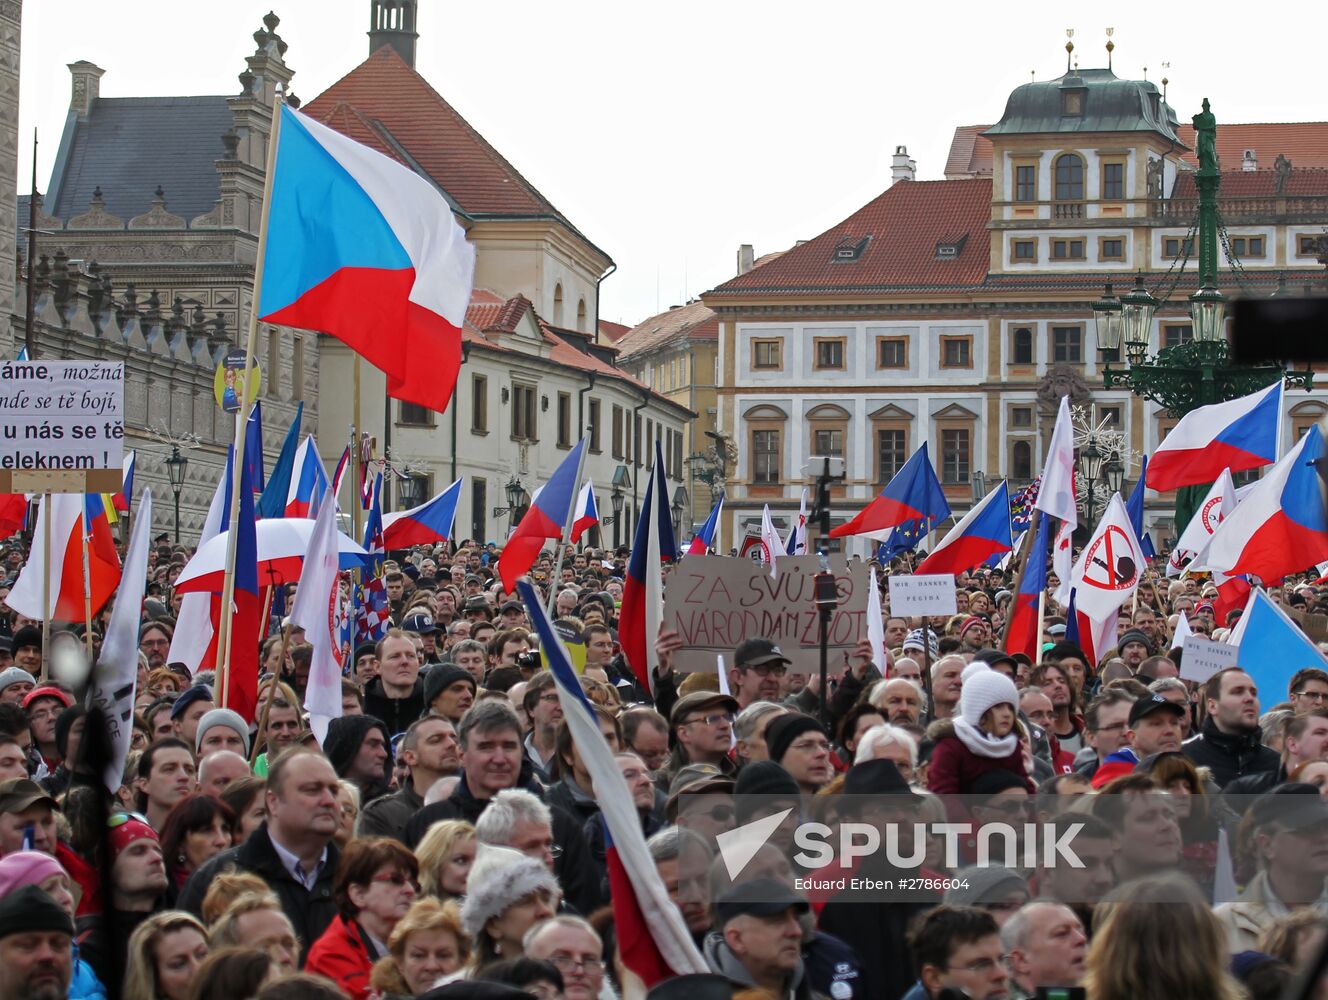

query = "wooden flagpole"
[250,622,289,767]
[1035,590,1048,664]
[545,439,589,616]
[40,493,50,682]
[217,90,285,711]
[80,520,94,661]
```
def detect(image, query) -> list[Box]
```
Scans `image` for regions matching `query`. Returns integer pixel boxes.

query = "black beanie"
[423,663,477,708]
[764,713,828,764]
[0,885,74,939]
[734,759,800,798]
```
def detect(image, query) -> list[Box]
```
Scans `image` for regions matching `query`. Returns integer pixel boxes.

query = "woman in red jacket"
[306,837,420,1000]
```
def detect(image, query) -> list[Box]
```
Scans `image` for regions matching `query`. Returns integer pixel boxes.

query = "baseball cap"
[715,878,809,926]
[974,648,1017,672]
[401,612,440,635]
[734,637,791,669]
[0,778,57,815]
[1128,694,1186,728]
[499,600,525,615]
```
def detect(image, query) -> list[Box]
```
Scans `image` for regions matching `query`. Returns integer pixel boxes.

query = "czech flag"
[382,479,462,549]
[357,474,391,645]
[1004,513,1050,660]
[1203,424,1328,583]
[915,481,1012,576]
[331,446,351,506]
[1125,455,1156,560]
[244,403,265,494]
[517,578,708,988]
[830,442,950,539]
[258,104,475,412]
[621,441,678,693]
[1148,382,1282,492]
[686,493,723,556]
[112,450,135,514]
[498,440,587,591]
[258,402,303,519]
[285,435,329,518]
[223,451,262,722]
[569,481,599,544]
[1229,588,1328,704]
[7,493,121,621]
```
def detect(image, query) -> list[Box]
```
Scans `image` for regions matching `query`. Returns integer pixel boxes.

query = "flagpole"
[250,623,287,767]
[351,357,362,542]
[998,509,1040,650]
[80,518,94,661]
[40,493,50,682]
[218,90,284,712]
[545,439,589,616]
[1035,590,1047,664]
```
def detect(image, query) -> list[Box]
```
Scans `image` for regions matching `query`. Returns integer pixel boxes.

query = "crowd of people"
[1,530,1327,1000]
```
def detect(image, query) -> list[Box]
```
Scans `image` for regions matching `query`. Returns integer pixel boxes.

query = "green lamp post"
[1096,98,1313,533]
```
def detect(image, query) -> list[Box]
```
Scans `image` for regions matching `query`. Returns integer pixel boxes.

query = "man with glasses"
[522,672,563,780]
[1290,668,1328,716]
[138,622,173,669]
[1075,688,1135,782]
[666,692,739,785]
[728,639,791,709]
[902,904,1010,1000]
[766,713,833,794]
[524,916,606,1000]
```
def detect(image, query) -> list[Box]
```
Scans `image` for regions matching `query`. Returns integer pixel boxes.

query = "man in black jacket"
[1184,666,1280,788]
[177,749,341,962]
[1228,708,1328,798]
[323,714,393,806]
[358,715,459,841]
[362,631,426,735]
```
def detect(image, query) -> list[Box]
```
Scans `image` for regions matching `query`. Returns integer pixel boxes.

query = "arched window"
[1012,440,1032,481]
[807,404,850,470]
[1012,327,1033,364]
[576,298,587,332]
[553,283,564,326]
[1054,154,1084,201]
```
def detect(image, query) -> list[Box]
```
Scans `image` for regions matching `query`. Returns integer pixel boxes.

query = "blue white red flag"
[830,443,950,539]
[285,435,329,518]
[686,493,724,556]
[258,104,475,412]
[382,479,462,549]
[498,440,587,591]
[621,441,678,693]
[569,480,599,545]
[7,493,120,621]
[1125,455,1157,560]
[245,403,265,494]
[1004,513,1050,660]
[785,488,808,555]
[356,474,391,645]
[112,450,136,514]
[915,482,1012,576]
[1148,382,1282,492]
[258,402,303,519]
[331,446,351,505]
[517,578,708,987]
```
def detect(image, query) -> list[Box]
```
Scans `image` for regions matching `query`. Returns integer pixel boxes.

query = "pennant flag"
[1036,396,1078,529]
[1125,455,1156,560]
[7,493,121,621]
[915,482,1013,576]
[1148,382,1283,492]
[785,489,808,555]
[620,441,678,694]
[1068,493,1146,624]
[258,104,476,412]
[1228,588,1328,706]
[866,566,886,673]
[258,401,304,519]
[0,493,26,539]
[1167,470,1236,576]
[245,403,266,494]
[285,435,329,518]
[382,479,462,549]
[331,446,351,505]
[223,453,262,722]
[111,450,136,514]
[1005,514,1051,661]
[1168,611,1194,653]
[1203,425,1328,583]
[569,481,599,545]
[517,579,708,987]
[89,489,152,793]
[356,475,391,644]
[686,493,723,556]
[759,504,782,578]
[830,443,950,539]
[291,494,346,744]
[498,439,587,591]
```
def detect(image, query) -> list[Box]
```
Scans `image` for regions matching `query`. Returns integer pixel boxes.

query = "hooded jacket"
[1182,716,1280,789]
[324,714,393,805]
[362,676,426,737]
[703,930,819,1000]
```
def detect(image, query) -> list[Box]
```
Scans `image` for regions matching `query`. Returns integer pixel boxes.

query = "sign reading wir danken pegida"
[0,360,125,471]
[663,554,869,673]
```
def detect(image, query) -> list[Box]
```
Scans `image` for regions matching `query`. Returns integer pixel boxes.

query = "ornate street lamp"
[491,476,528,526]
[606,464,630,548]
[165,445,188,542]
[1092,282,1122,359]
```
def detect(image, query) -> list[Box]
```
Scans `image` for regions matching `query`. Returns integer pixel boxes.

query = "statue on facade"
[1274,154,1293,195]
[1193,98,1218,175]
[1146,158,1164,199]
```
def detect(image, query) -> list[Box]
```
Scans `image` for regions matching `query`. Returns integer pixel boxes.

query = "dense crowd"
[1,530,1328,1000]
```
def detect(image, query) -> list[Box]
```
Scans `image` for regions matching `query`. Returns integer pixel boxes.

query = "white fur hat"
[459,843,561,938]
[958,665,1019,728]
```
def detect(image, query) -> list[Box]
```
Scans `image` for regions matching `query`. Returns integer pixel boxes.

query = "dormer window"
[935,234,968,259]
[833,235,870,262]
[1063,90,1084,116]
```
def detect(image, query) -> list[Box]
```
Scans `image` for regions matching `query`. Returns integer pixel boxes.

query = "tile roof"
[944,125,993,178]
[615,299,718,361]
[598,319,632,342]
[1175,122,1328,170]
[305,46,608,265]
[1171,168,1328,199]
[49,96,235,222]
[707,178,993,297]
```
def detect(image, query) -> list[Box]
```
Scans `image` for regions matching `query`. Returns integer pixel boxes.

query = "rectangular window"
[1100,238,1125,260]
[511,385,537,440]
[814,338,846,370]
[556,392,571,448]
[941,428,970,484]
[471,478,487,544]
[1098,405,1123,428]
[753,430,780,484]
[399,401,433,426]
[940,336,972,368]
[471,375,488,433]
[752,339,782,369]
[1163,237,1195,259]
[1011,239,1037,262]
[813,428,844,457]
[1163,323,1194,348]
[673,429,683,478]
[1299,235,1321,257]
[1230,236,1266,258]
[1015,164,1037,202]
[877,429,906,483]
[1051,326,1083,363]
[611,405,624,459]
[877,337,907,369]
[588,398,601,452]
[1011,406,1033,428]
[1101,162,1125,200]
[1050,238,1085,260]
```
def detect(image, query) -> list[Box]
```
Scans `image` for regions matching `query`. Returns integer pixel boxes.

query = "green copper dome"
[984,68,1185,145]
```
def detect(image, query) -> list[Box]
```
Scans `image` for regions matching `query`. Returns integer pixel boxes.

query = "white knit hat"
[958,666,1019,729]
[459,843,561,938]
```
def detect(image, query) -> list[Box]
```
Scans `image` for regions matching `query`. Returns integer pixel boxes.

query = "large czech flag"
[1147,382,1282,492]
[382,479,462,549]
[258,104,475,412]
[915,481,1012,576]
[620,441,678,693]
[7,494,121,621]
[1004,512,1051,660]
[830,442,950,539]
[498,440,587,591]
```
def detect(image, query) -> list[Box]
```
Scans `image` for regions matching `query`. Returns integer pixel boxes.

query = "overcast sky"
[16,0,1328,327]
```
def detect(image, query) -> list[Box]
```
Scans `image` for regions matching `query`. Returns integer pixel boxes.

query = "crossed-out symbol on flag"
[1082,525,1138,591]
[1201,496,1225,535]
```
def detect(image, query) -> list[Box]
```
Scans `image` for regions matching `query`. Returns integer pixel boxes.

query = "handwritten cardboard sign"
[1181,634,1240,684]
[888,574,958,617]
[663,555,869,674]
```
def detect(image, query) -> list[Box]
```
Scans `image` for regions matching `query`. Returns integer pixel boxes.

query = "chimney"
[68,61,105,119]
[736,244,755,275]
[891,145,917,185]
[1242,148,1257,172]
[369,0,419,68]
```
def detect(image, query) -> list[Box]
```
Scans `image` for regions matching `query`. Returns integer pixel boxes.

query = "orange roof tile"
[707,179,993,296]
[616,300,718,360]
[1176,122,1328,170]
[1171,168,1328,199]
[944,125,994,178]
[598,319,632,343]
